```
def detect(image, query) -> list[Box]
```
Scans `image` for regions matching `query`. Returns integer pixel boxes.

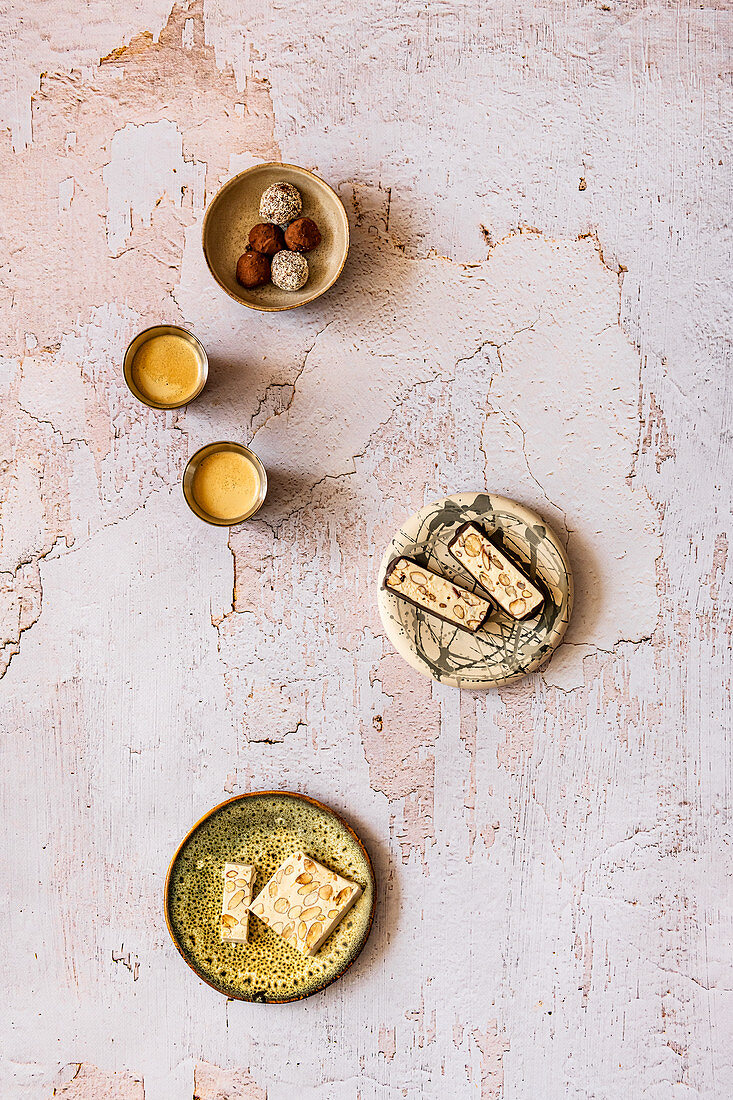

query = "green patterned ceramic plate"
[165,792,376,1002]
[377,492,572,688]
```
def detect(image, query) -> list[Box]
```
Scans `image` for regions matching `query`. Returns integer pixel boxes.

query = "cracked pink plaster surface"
[0,1,277,680]
[0,2,276,358]
[472,1024,510,1100]
[0,0,730,1098]
[186,214,659,778]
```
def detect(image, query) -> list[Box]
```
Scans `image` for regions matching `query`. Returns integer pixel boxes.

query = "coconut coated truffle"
[271,250,308,291]
[236,251,271,288]
[259,182,302,226]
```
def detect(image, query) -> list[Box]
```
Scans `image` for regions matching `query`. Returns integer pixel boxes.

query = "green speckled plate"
[377,492,573,689]
[165,792,376,1002]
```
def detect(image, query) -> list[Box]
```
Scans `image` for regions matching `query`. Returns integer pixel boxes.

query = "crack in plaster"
[50,490,179,563]
[15,400,87,447]
[246,720,306,744]
[263,315,564,531]
[111,946,140,981]
[250,320,337,442]
[486,353,572,547]
[456,331,572,545]
[280,369,451,521]
[248,381,294,435]
[0,533,70,582]
[0,534,70,680]
[0,591,41,680]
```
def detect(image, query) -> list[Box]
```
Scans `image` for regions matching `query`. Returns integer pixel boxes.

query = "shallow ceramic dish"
[377,492,573,689]
[165,791,376,1002]
[182,441,268,526]
[202,162,349,311]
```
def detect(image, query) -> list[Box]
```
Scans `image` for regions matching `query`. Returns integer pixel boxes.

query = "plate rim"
[201,161,350,312]
[377,491,573,689]
[164,789,377,1003]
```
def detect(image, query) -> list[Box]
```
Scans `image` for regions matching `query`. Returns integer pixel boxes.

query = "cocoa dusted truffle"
[236,251,271,289]
[271,250,308,291]
[284,217,322,253]
[249,222,285,255]
[259,182,302,226]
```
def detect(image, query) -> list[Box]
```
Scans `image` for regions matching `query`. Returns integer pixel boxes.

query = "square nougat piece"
[249,852,362,956]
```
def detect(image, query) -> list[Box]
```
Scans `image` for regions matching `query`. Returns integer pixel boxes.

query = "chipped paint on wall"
[52,1063,145,1099]
[103,120,206,255]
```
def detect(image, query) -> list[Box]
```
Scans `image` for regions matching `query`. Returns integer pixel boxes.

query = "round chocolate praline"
[236,251,271,288]
[249,223,285,255]
[284,217,322,253]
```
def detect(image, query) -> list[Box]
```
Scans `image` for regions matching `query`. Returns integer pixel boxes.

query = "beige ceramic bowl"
[202,162,349,311]
[182,442,268,526]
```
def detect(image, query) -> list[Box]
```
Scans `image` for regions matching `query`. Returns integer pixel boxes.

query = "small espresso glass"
[182,442,268,526]
[123,324,208,410]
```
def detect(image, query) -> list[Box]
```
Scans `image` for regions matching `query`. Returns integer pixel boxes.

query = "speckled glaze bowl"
[202,162,349,311]
[378,492,573,689]
[164,791,376,1002]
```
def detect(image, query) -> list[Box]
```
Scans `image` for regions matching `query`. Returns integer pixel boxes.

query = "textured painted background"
[0,0,731,1097]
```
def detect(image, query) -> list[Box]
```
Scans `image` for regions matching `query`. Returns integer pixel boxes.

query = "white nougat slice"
[248,852,362,957]
[220,862,255,943]
[383,557,491,632]
[449,522,544,620]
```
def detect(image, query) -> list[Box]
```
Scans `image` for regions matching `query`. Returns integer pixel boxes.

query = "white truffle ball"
[271,250,309,291]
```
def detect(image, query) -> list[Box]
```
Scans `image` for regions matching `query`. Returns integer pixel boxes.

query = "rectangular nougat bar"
[248,852,362,957]
[383,557,491,632]
[449,523,543,620]
[220,862,255,943]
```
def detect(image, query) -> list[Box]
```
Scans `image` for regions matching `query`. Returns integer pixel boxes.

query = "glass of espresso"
[123,324,208,409]
[183,442,268,525]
